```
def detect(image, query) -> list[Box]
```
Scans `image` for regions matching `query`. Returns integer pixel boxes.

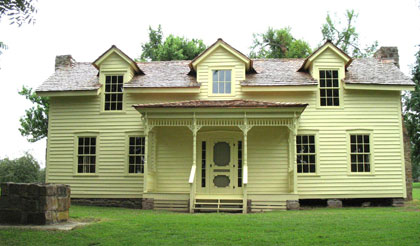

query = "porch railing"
[243,165,248,213]
[189,165,196,213]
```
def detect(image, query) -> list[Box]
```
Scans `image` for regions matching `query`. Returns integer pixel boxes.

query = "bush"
[0,153,44,183]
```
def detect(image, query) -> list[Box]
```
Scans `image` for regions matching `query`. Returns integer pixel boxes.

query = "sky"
[0,0,419,167]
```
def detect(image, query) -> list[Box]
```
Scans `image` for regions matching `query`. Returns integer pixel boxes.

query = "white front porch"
[136,107,304,213]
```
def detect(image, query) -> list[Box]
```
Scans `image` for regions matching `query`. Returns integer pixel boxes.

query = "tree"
[321,9,378,58]
[250,27,312,58]
[0,0,38,55]
[0,153,42,183]
[18,86,49,143]
[404,46,420,181]
[140,25,207,61]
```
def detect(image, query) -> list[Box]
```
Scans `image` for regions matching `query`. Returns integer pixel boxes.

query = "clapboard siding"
[247,127,289,194]
[197,46,245,99]
[46,44,406,200]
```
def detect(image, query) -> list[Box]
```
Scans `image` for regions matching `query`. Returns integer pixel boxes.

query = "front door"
[209,139,239,194]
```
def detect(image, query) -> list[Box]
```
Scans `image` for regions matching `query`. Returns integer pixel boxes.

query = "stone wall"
[0,183,71,225]
[72,198,142,209]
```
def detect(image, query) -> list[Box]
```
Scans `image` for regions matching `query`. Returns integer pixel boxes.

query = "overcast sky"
[0,0,419,167]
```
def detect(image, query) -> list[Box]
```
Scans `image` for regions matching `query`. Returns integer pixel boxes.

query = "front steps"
[194,198,244,213]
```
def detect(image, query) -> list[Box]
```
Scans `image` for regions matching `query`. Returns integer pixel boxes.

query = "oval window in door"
[213,142,230,166]
[213,175,230,188]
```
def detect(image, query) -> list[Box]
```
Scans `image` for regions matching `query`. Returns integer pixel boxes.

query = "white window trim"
[125,132,145,176]
[73,131,100,176]
[296,130,320,176]
[346,129,375,176]
[208,66,235,97]
[314,65,344,109]
[100,71,127,114]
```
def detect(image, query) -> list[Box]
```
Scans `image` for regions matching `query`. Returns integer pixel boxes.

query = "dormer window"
[319,70,339,106]
[104,75,123,111]
[212,70,232,94]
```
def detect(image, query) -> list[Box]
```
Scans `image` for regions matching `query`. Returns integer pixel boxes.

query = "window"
[77,137,96,173]
[128,136,145,173]
[201,141,206,188]
[212,70,231,94]
[350,134,371,173]
[319,70,339,106]
[237,141,243,187]
[296,135,316,173]
[104,75,123,111]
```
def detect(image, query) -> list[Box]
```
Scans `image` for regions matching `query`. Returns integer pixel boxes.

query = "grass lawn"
[0,185,419,246]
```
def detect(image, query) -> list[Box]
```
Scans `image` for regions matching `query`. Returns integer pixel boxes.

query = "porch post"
[239,116,253,214]
[188,116,202,213]
[288,119,298,194]
[143,114,154,194]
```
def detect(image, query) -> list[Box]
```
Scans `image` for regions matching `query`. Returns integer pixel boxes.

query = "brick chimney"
[55,55,75,70]
[374,47,399,68]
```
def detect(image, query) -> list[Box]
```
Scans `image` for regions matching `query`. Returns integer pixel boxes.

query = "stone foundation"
[71,198,142,209]
[247,199,252,213]
[0,183,70,225]
[142,198,154,210]
[286,200,300,210]
[327,199,343,208]
[392,198,405,207]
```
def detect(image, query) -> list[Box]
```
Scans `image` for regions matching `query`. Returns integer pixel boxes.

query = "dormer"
[189,39,254,99]
[299,41,352,107]
[93,45,143,111]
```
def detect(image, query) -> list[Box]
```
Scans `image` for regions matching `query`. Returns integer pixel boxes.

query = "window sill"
[99,111,127,115]
[297,174,320,177]
[207,94,235,97]
[347,172,375,176]
[125,174,144,177]
[73,174,99,177]
[316,106,344,110]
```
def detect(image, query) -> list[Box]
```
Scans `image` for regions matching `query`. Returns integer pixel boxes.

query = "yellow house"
[36,39,415,213]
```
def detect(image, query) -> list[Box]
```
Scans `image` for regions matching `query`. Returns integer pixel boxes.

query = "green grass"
[0,185,419,246]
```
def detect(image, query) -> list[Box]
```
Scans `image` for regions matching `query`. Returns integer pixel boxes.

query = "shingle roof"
[36,62,100,92]
[36,57,414,93]
[124,60,198,88]
[242,59,317,86]
[133,99,308,109]
[344,58,414,85]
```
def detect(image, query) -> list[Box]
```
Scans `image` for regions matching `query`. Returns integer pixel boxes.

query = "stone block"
[8,183,19,195]
[57,197,70,211]
[286,200,300,210]
[8,195,22,209]
[327,199,342,208]
[142,198,154,210]
[392,198,405,207]
[361,202,371,207]
[0,210,22,224]
[57,185,67,197]
[17,183,30,197]
[22,198,39,212]
[57,211,69,222]
[1,183,9,196]
[45,185,57,196]
[0,198,10,209]
[27,184,40,197]
[45,211,57,224]
[27,213,46,225]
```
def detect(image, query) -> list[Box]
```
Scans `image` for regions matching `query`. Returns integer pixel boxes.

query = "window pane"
[320,79,325,87]
[218,70,224,81]
[225,82,231,93]
[226,71,231,81]
[320,70,325,78]
[219,82,225,93]
[333,70,338,78]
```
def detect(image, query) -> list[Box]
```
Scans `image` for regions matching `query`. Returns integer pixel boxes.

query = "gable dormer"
[189,39,254,99]
[299,41,352,107]
[93,45,143,111]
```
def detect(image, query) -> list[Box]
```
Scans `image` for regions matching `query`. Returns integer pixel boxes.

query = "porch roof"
[133,99,308,109]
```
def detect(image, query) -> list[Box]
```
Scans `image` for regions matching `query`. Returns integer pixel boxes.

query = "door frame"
[196,130,243,195]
